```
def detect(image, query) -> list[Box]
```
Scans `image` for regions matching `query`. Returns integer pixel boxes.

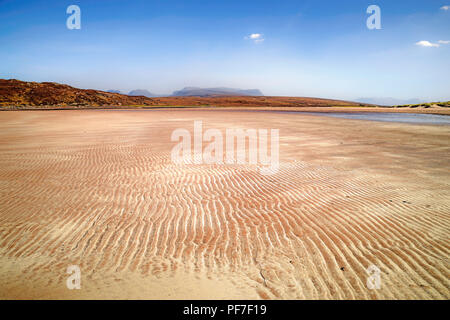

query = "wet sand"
[0,109,449,299]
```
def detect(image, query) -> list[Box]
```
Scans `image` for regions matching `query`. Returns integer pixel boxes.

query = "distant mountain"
[356,97,426,106]
[172,87,263,97]
[107,90,122,94]
[128,89,156,97]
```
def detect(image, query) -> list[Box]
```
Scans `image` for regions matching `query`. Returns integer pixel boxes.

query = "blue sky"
[1,0,449,101]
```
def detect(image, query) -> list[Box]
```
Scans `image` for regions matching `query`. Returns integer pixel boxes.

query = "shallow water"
[279,112,450,125]
[92,108,450,125]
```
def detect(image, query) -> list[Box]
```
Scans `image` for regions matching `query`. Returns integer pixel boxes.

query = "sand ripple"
[0,110,449,299]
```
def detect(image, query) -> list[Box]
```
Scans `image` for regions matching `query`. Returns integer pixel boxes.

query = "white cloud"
[440,5,450,10]
[438,40,450,44]
[245,33,265,43]
[416,40,440,47]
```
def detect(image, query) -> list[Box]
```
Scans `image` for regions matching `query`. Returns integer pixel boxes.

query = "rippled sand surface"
[0,110,449,299]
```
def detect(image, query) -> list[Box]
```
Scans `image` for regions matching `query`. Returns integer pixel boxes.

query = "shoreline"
[1,105,450,115]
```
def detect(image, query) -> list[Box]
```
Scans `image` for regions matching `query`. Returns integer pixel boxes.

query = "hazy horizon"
[1,0,449,103]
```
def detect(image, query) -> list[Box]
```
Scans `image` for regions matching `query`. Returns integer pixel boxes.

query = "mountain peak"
[172,87,263,97]
[128,89,156,98]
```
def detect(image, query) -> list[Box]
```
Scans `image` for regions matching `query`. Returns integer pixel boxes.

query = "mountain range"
[106,87,264,98]
[0,79,363,109]
[171,87,263,97]
[356,97,427,106]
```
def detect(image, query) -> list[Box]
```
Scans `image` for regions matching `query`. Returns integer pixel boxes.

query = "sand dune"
[0,110,449,299]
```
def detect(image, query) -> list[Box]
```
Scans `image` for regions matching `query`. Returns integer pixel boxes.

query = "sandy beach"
[0,109,449,299]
